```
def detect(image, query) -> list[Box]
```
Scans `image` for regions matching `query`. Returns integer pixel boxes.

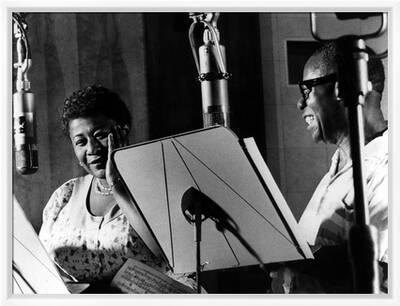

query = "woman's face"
[68,113,116,178]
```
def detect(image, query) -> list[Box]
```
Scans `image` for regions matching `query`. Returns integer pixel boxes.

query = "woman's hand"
[105,125,129,187]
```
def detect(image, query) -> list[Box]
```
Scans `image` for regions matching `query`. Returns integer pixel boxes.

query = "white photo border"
[1,0,399,305]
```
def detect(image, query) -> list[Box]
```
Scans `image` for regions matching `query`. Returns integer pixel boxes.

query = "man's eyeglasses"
[298,73,337,101]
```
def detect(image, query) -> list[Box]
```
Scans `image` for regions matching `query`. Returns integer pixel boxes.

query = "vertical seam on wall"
[272,14,287,195]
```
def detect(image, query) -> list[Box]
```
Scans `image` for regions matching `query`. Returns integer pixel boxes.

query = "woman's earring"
[122,124,129,135]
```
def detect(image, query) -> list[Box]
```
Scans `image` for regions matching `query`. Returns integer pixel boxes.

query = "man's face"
[297,64,347,144]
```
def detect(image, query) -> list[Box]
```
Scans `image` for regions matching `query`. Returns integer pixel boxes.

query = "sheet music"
[12,268,34,294]
[13,197,70,294]
[111,258,194,294]
[242,137,314,259]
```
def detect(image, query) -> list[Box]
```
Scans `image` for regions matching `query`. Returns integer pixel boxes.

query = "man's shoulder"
[365,129,388,162]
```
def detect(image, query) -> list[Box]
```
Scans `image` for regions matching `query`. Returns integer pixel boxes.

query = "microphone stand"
[310,13,387,293]
[182,187,267,293]
[194,197,202,294]
[187,14,232,291]
[182,187,207,293]
[337,36,379,293]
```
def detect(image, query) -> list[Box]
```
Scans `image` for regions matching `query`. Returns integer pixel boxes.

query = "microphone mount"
[188,12,231,82]
[13,13,32,92]
[310,12,388,59]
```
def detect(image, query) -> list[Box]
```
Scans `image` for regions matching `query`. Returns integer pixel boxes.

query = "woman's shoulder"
[44,175,91,217]
[53,175,89,197]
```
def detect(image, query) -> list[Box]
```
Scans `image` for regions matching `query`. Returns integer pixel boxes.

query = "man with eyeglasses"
[270,41,388,293]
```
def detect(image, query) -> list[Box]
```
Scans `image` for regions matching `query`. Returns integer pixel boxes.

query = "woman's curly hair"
[61,85,132,136]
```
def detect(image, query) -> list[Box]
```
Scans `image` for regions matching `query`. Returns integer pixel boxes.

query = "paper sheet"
[111,258,195,293]
[13,197,70,294]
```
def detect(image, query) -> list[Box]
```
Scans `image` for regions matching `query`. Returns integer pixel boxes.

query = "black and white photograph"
[2,1,399,304]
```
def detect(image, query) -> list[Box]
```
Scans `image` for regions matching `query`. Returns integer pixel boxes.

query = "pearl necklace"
[95,178,113,196]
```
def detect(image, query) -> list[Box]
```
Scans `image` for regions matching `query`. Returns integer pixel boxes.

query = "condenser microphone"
[13,14,38,175]
[188,13,231,128]
[13,89,38,175]
[199,40,230,128]
[181,187,238,233]
[181,187,265,269]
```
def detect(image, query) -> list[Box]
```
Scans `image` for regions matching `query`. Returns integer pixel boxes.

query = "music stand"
[111,127,313,279]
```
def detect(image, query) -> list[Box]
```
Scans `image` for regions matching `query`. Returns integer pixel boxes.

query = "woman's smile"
[88,156,106,166]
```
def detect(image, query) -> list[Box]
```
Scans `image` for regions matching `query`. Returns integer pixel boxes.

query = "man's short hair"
[309,41,385,94]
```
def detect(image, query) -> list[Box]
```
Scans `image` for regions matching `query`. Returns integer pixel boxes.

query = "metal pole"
[336,37,379,293]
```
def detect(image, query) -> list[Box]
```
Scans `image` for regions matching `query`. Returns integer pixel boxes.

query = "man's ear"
[334,81,372,100]
[367,81,373,93]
